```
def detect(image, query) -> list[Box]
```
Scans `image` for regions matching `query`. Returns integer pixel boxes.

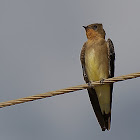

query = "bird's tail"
[87,88,111,131]
[104,112,111,130]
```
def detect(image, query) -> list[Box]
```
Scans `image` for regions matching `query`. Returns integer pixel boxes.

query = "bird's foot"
[100,78,105,85]
[88,81,93,88]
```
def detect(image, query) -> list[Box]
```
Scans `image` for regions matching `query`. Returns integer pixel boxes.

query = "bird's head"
[83,23,106,40]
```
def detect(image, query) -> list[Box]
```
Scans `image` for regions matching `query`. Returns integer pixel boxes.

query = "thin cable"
[0,72,140,108]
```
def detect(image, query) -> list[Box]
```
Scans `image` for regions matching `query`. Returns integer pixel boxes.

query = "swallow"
[80,23,115,131]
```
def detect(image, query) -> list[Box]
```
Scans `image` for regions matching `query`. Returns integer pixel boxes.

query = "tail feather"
[104,113,111,130]
[87,88,111,131]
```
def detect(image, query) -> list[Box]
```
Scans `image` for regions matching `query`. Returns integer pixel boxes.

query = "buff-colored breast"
[85,39,111,114]
[85,40,109,81]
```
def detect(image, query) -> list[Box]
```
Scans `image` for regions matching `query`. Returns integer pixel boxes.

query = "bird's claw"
[88,81,93,88]
[100,78,105,84]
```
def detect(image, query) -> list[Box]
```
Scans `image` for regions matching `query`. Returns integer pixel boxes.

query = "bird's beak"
[82,26,87,30]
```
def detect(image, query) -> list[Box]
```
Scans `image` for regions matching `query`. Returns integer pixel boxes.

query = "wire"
[0,72,140,108]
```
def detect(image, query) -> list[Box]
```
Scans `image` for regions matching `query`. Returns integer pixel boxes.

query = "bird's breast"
[85,42,109,81]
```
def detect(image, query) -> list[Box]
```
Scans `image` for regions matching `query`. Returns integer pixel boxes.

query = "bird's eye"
[93,25,98,30]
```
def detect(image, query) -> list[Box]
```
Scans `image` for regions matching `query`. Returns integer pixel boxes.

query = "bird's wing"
[107,38,115,110]
[107,38,115,78]
[80,42,89,83]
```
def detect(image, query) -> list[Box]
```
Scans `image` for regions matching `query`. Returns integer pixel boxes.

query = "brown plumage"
[80,23,115,131]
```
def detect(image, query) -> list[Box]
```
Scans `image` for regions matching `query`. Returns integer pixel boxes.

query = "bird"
[80,23,115,131]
